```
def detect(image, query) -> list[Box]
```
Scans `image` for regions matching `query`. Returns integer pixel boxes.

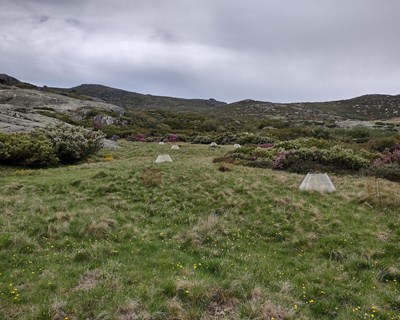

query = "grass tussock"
[139,167,162,187]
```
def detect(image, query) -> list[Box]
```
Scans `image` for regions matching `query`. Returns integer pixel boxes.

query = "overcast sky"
[1,0,400,103]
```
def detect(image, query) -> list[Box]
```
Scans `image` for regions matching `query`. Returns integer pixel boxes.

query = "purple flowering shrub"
[272,151,286,169]
[368,144,400,181]
[168,134,179,142]
[135,134,146,142]
[225,144,371,173]
[259,143,274,149]
[374,144,400,165]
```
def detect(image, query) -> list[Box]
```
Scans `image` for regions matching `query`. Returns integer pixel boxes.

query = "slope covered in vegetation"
[1,142,399,319]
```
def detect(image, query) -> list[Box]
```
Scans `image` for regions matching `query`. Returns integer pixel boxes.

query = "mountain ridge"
[57,82,400,121]
[1,73,400,135]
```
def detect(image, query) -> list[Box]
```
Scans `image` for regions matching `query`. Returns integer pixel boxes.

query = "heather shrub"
[259,143,274,148]
[223,144,371,174]
[367,136,400,152]
[132,133,146,142]
[366,163,400,182]
[0,131,56,166]
[374,144,400,166]
[273,146,370,172]
[167,133,179,142]
[40,124,105,163]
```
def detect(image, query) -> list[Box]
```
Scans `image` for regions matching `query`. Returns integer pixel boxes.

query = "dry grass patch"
[116,299,150,320]
[341,176,400,209]
[74,269,105,292]
[81,217,117,238]
[246,286,295,320]
[203,290,239,320]
[177,213,227,248]
[139,167,162,188]
[259,300,291,320]
[51,299,77,320]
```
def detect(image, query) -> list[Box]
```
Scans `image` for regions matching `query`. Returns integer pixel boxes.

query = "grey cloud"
[1,0,400,102]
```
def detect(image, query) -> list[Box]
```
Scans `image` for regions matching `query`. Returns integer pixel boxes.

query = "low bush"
[374,144,400,166]
[366,136,400,152]
[366,145,400,181]
[40,124,104,163]
[0,124,104,166]
[192,135,214,144]
[222,143,372,174]
[365,163,400,182]
[275,137,334,150]
[192,132,275,145]
[273,146,371,172]
[0,131,56,166]
[236,133,274,145]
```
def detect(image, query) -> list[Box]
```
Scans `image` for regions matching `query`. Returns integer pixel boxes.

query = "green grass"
[0,142,399,319]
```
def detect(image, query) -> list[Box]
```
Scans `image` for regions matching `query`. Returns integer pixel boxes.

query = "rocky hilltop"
[58,84,400,121]
[0,74,21,85]
[59,84,227,112]
[0,78,124,133]
[1,73,400,135]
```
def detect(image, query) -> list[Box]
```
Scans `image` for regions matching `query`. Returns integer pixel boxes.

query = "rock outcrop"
[0,74,20,85]
[0,87,125,133]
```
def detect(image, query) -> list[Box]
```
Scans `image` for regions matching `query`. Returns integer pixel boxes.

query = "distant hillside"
[306,94,400,120]
[223,95,400,121]
[1,73,400,135]
[222,100,341,122]
[55,84,227,112]
[56,84,400,121]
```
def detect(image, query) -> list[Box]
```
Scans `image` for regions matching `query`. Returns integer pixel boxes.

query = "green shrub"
[275,146,370,172]
[192,135,214,144]
[223,144,371,174]
[0,124,104,166]
[214,133,238,145]
[192,132,275,145]
[236,133,274,145]
[275,137,334,150]
[40,124,105,163]
[366,163,400,182]
[0,131,56,166]
[366,136,400,152]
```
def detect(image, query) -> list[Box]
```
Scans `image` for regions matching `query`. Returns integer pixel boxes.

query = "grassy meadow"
[0,141,400,319]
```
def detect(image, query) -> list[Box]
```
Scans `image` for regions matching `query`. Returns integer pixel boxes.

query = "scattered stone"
[103,139,120,149]
[233,144,241,149]
[110,135,120,140]
[93,114,117,125]
[171,145,179,150]
[158,142,165,145]
[155,154,173,163]
[210,142,218,147]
